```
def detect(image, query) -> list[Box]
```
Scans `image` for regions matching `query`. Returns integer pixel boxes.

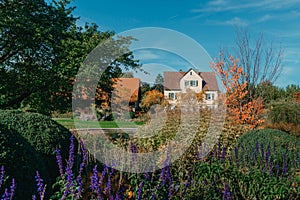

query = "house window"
[169,92,175,100]
[206,93,215,100]
[185,80,190,86]
[190,80,198,86]
[190,71,192,75]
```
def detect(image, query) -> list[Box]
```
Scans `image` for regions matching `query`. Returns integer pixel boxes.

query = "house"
[164,68,219,107]
[112,78,141,111]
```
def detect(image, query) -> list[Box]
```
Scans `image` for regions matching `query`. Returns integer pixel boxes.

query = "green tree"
[151,73,164,93]
[0,0,75,110]
[0,0,140,114]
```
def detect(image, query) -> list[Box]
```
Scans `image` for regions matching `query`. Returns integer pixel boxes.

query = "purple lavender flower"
[223,183,231,200]
[76,138,87,198]
[9,178,15,200]
[221,147,226,160]
[260,144,264,159]
[104,170,112,197]
[32,195,36,200]
[115,194,121,200]
[181,173,192,196]
[55,147,64,179]
[62,133,75,200]
[159,167,167,187]
[265,144,271,167]
[282,152,288,176]
[166,167,173,200]
[99,165,108,187]
[269,161,273,176]
[130,142,137,164]
[35,171,45,200]
[151,189,156,200]
[2,188,9,200]
[90,165,99,192]
[0,166,4,189]
[137,182,143,200]
[234,147,239,167]
[275,164,280,176]
[217,140,221,159]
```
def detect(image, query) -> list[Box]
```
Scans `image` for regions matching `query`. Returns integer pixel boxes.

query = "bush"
[0,110,76,197]
[233,129,300,175]
[0,110,72,156]
[267,102,300,125]
[0,124,48,199]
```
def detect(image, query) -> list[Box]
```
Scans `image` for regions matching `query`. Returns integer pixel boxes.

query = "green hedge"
[0,110,76,198]
[233,128,300,174]
[0,124,48,199]
[0,110,72,156]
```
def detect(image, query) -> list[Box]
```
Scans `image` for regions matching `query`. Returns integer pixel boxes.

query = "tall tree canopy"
[0,0,140,114]
[221,29,283,99]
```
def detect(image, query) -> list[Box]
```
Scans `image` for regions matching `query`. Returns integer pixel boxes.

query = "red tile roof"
[199,72,219,91]
[164,70,219,91]
[164,71,185,90]
[112,78,140,102]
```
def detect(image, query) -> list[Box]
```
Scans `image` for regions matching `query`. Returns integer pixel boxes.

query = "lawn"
[53,118,144,129]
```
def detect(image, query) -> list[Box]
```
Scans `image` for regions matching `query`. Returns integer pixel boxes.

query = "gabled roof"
[164,69,219,91]
[164,71,185,90]
[112,78,140,102]
[199,72,219,91]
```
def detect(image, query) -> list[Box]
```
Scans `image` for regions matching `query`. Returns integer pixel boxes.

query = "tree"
[253,81,282,104]
[0,0,140,114]
[140,82,151,99]
[122,72,134,78]
[211,55,265,129]
[151,73,164,93]
[222,29,283,99]
[0,0,75,110]
[141,90,167,112]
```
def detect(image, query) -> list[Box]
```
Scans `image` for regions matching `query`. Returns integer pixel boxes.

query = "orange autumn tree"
[141,90,168,111]
[211,55,265,129]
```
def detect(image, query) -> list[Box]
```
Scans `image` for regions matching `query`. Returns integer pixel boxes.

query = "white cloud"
[206,17,248,27]
[207,0,228,6]
[192,0,300,13]
[225,17,248,26]
[257,14,273,22]
[133,49,161,61]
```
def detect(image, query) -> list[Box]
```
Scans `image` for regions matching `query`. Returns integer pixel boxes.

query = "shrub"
[267,102,300,125]
[233,128,300,175]
[0,110,72,156]
[0,124,48,199]
[0,110,76,197]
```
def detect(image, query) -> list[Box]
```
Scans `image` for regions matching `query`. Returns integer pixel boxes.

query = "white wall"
[179,70,203,93]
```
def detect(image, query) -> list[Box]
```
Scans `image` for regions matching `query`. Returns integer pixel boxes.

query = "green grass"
[53,118,144,129]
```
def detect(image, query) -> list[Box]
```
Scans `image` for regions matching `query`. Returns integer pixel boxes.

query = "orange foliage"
[141,90,167,109]
[294,92,300,102]
[211,55,265,129]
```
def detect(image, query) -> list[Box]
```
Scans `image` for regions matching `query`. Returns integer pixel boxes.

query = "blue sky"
[70,0,300,87]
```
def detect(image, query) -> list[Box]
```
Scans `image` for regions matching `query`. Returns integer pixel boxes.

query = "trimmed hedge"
[233,128,300,174]
[0,110,76,198]
[0,124,48,199]
[0,110,72,156]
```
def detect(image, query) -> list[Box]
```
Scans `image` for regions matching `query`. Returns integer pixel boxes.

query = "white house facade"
[164,68,219,107]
